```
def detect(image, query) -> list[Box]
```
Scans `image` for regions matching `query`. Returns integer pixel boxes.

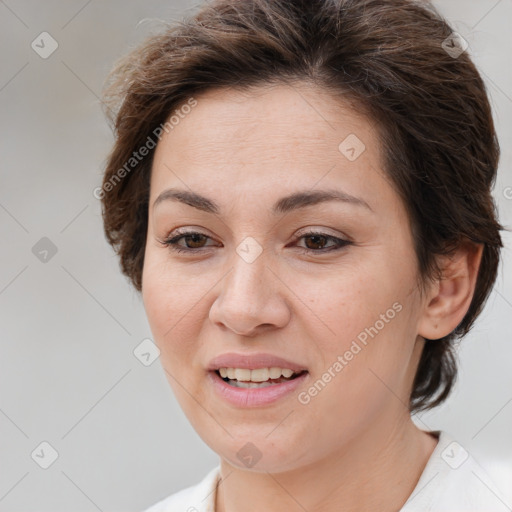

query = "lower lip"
[208,370,308,407]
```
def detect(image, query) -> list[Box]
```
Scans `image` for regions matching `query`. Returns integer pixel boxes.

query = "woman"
[99,0,509,510]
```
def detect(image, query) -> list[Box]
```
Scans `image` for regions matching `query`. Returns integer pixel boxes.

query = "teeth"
[269,367,282,379]
[217,367,299,382]
[230,381,274,388]
[250,368,269,382]
[234,369,251,381]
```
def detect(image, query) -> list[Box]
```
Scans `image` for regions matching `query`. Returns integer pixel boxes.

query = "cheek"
[299,312,413,444]
[310,259,419,392]
[312,264,403,342]
[142,259,211,412]
[141,255,208,355]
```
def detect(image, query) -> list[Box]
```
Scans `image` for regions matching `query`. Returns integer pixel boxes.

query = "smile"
[216,367,305,388]
[209,368,308,407]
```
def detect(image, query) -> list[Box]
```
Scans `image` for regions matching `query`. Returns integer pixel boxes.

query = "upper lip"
[207,353,308,372]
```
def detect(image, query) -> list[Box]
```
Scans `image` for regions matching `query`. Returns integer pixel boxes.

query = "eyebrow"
[153,187,373,215]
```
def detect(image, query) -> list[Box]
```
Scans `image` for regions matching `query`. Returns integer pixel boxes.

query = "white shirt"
[143,430,511,512]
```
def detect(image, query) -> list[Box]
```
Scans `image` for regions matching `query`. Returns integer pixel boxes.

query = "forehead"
[163,83,374,150]
[150,83,385,204]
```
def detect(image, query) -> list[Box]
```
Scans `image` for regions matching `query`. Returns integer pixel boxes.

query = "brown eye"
[162,230,218,253]
[183,233,208,248]
[304,234,329,250]
[295,231,351,253]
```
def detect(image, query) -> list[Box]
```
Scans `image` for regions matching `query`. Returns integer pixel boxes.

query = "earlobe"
[418,242,484,340]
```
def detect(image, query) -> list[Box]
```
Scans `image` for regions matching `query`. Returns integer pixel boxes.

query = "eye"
[161,230,219,253]
[160,229,351,254]
[294,231,351,253]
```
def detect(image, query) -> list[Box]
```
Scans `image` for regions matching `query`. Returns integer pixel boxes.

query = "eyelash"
[160,230,351,254]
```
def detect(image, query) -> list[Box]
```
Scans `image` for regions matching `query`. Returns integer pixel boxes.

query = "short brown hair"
[100,0,504,413]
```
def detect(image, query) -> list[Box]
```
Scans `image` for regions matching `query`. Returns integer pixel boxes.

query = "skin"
[142,82,483,512]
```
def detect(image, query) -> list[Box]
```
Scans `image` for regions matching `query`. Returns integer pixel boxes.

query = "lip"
[206,352,308,407]
[207,352,307,372]
[208,369,308,407]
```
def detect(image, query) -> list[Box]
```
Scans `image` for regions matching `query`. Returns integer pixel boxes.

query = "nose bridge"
[225,241,270,306]
[209,240,290,334]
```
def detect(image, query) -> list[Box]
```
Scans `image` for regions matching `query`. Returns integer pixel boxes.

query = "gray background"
[0,1,511,510]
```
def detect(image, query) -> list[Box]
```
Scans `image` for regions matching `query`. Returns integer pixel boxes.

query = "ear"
[418,241,484,340]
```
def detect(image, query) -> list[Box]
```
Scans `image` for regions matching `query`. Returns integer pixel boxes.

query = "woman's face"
[142,83,430,472]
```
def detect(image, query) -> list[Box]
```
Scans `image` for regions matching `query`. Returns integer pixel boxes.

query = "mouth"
[214,367,308,388]
[207,353,309,406]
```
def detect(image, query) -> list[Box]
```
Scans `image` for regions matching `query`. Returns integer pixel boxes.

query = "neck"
[215,413,438,512]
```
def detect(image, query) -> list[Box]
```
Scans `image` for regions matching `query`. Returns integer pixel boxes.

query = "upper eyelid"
[294,226,349,240]
[166,225,348,239]
[163,229,349,248]
[166,229,345,240]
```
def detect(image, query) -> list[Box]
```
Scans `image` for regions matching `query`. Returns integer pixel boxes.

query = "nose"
[208,249,291,337]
